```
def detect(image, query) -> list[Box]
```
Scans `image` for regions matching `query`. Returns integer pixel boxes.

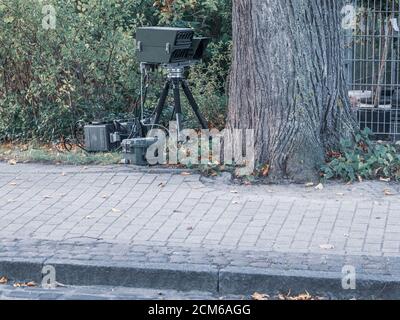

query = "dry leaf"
[111,208,121,213]
[384,189,396,196]
[278,290,317,300]
[101,194,108,199]
[261,165,270,177]
[9,182,17,186]
[230,190,238,194]
[252,292,269,300]
[288,292,313,301]
[319,244,335,250]
[43,195,53,199]
[8,159,17,165]
[13,281,37,288]
[0,276,8,284]
[181,172,191,176]
[315,183,324,190]
[158,182,166,188]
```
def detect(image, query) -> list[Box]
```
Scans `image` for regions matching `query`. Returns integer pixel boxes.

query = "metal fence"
[345,0,400,140]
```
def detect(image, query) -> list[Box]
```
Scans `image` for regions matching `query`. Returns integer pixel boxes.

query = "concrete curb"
[219,266,400,299]
[1,258,400,299]
[0,259,218,293]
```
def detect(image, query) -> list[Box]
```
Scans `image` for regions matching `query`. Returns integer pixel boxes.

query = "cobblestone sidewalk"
[0,163,399,257]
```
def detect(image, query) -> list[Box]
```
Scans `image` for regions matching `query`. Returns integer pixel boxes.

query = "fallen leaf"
[288,291,313,301]
[230,190,238,194]
[252,292,269,300]
[261,165,270,177]
[181,172,191,176]
[0,276,8,284]
[101,194,108,199]
[158,182,166,188]
[384,189,396,196]
[314,183,324,190]
[9,182,17,186]
[278,290,318,300]
[111,208,121,213]
[319,244,335,250]
[43,195,53,199]
[13,281,37,288]
[8,159,17,165]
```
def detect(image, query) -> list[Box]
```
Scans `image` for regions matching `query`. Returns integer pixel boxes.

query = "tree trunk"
[228,0,358,182]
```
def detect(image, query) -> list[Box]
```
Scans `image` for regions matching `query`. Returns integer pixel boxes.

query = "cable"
[73,120,88,152]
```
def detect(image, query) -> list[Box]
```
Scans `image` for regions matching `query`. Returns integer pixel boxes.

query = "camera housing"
[136,27,210,64]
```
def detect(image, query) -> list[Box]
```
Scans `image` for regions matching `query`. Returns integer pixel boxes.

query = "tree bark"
[228,0,358,182]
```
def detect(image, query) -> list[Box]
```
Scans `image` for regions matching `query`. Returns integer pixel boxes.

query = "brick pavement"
[0,163,399,257]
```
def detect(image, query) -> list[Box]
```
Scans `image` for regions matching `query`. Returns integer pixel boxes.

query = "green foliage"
[322,129,400,182]
[0,0,232,142]
[0,143,121,165]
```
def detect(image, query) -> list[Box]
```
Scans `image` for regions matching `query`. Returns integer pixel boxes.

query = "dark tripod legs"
[154,80,170,126]
[172,79,183,134]
[181,80,208,130]
[153,79,183,133]
[153,78,208,132]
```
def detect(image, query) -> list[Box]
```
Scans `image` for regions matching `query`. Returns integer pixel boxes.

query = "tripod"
[153,66,208,134]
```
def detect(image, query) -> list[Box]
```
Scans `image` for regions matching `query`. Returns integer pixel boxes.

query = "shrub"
[321,129,400,182]
[0,0,232,143]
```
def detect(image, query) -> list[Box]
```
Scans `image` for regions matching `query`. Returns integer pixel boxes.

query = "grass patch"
[0,143,121,166]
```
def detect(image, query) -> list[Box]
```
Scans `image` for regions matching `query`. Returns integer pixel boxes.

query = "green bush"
[0,0,232,143]
[322,129,400,182]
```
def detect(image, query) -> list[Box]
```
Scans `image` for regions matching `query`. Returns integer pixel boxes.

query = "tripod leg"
[172,79,183,134]
[181,80,208,129]
[154,81,170,125]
